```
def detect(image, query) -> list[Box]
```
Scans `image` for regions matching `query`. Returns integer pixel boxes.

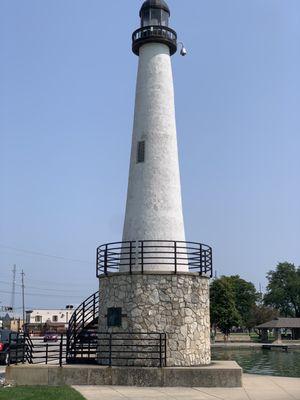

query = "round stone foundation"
[98,273,210,366]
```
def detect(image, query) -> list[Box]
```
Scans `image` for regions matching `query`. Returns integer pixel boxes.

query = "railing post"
[164,333,167,367]
[174,241,177,274]
[72,313,77,361]
[16,333,19,364]
[141,241,144,274]
[66,332,70,362]
[59,334,63,367]
[73,312,77,339]
[88,334,91,360]
[104,245,108,275]
[109,333,112,367]
[22,333,25,364]
[129,241,132,274]
[199,243,202,276]
[93,293,96,319]
[46,343,49,365]
[159,334,162,368]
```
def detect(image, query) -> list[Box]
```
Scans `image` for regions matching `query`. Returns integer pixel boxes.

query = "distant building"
[10,318,24,332]
[25,305,75,335]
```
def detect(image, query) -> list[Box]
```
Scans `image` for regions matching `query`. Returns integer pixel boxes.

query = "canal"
[212,347,300,377]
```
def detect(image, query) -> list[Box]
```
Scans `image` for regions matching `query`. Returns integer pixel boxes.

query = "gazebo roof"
[256,317,300,329]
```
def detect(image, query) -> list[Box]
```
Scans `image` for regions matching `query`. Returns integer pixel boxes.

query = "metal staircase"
[66,291,99,364]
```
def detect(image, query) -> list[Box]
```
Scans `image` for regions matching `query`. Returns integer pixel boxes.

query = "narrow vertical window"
[137,141,145,163]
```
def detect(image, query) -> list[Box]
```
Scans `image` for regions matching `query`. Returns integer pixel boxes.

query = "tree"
[210,278,241,338]
[222,275,258,330]
[247,304,279,330]
[264,262,300,317]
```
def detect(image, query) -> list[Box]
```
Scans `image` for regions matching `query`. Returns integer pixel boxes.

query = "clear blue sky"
[1,0,299,312]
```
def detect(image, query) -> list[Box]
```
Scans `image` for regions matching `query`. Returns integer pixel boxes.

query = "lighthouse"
[96,0,213,367]
[122,0,186,267]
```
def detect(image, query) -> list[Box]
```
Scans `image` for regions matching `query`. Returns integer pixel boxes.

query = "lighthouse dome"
[140,0,171,17]
[133,0,177,56]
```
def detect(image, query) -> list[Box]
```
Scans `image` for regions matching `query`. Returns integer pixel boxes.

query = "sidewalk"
[73,374,300,400]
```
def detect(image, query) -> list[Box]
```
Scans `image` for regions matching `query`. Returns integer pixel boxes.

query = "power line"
[0,244,93,265]
[0,280,84,293]
[0,289,86,299]
[0,275,94,288]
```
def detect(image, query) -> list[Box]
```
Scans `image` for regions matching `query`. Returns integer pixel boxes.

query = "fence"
[9,332,167,368]
[8,333,66,367]
[96,240,213,277]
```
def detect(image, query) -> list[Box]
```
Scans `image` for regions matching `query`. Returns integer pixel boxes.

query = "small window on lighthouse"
[137,141,145,163]
[107,307,122,327]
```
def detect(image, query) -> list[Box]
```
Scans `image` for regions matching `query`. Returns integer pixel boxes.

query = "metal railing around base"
[9,331,167,368]
[8,333,66,367]
[97,332,167,367]
[96,240,213,278]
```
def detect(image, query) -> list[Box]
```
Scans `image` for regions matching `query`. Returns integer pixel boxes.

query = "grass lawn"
[0,386,85,400]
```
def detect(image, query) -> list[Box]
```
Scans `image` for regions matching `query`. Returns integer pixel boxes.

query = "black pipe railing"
[67,292,99,362]
[97,332,167,368]
[96,240,213,278]
[9,331,167,368]
[8,333,66,367]
[132,25,177,55]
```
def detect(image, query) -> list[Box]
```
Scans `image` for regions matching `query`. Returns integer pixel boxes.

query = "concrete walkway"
[73,374,300,400]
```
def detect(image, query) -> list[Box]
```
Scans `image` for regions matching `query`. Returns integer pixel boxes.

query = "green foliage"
[210,275,259,334]
[210,278,241,336]
[264,262,300,317]
[223,275,259,329]
[247,304,279,329]
[0,386,85,400]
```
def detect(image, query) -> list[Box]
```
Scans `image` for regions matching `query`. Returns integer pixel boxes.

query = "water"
[212,347,300,378]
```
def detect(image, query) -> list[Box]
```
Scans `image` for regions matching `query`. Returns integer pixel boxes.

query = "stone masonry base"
[98,273,211,366]
[5,361,242,387]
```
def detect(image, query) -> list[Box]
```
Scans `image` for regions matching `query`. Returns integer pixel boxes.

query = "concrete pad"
[193,387,249,400]
[6,361,242,387]
[73,375,300,400]
[6,365,49,386]
[111,367,163,387]
[163,362,242,387]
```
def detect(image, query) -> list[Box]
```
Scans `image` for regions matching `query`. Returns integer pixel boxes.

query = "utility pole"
[11,265,16,315]
[21,270,25,327]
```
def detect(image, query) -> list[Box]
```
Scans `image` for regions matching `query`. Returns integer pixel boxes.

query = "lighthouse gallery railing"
[96,240,212,278]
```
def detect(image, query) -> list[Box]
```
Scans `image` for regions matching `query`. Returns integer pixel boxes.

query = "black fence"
[96,240,213,278]
[9,332,167,368]
[8,333,67,367]
[132,25,178,56]
[97,332,167,367]
[132,25,177,44]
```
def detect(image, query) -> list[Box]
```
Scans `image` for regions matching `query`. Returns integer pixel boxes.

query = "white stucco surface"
[122,43,186,271]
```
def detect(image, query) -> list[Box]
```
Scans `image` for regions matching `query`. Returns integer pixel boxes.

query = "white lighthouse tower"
[122,0,185,258]
[97,0,212,368]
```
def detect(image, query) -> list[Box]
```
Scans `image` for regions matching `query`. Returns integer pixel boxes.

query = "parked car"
[0,329,12,365]
[43,332,58,343]
[0,330,29,365]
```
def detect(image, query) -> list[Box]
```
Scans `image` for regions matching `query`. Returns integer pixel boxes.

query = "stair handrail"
[67,291,99,353]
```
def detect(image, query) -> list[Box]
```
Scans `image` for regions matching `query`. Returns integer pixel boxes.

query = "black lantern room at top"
[140,0,170,27]
[132,0,178,56]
